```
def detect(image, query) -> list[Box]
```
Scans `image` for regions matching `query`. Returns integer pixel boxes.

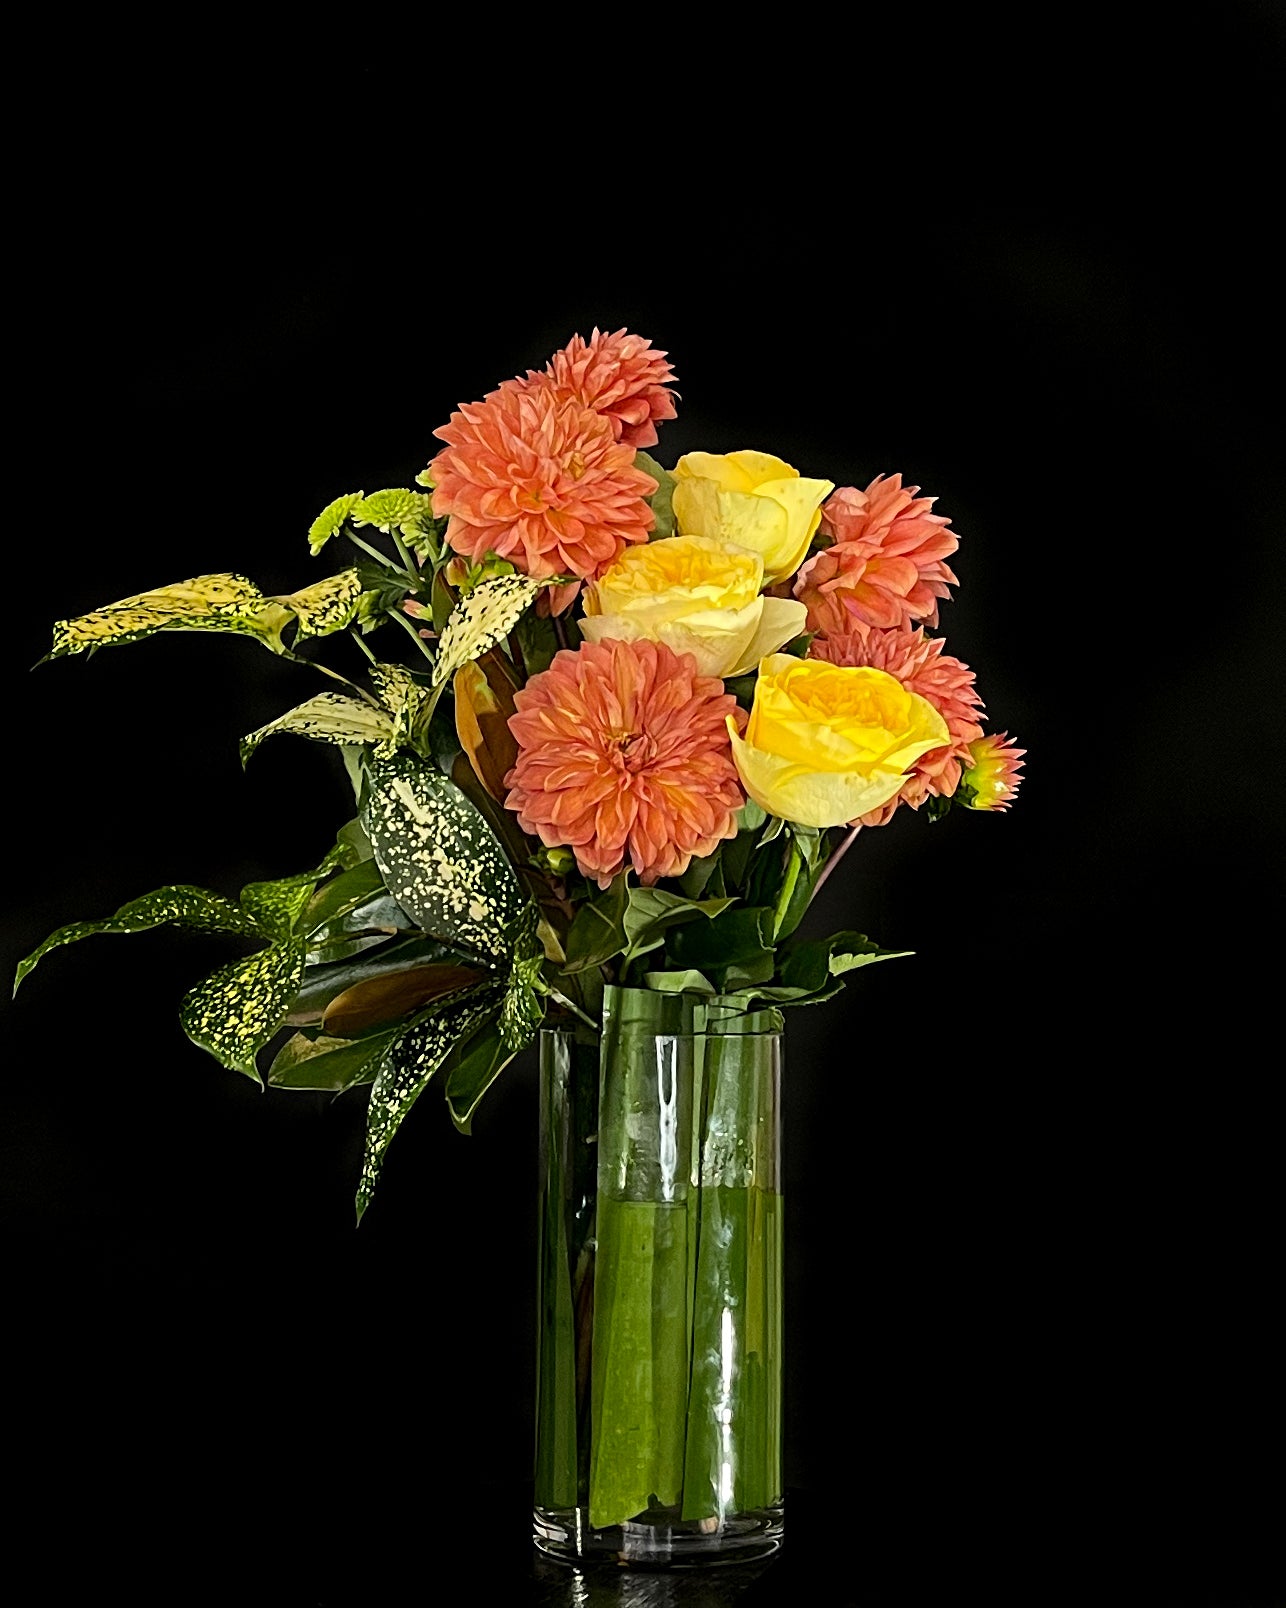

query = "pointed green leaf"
[298,858,388,938]
[268,1027,397,1092]
[500,908,545,1052]
[368,661,429,750]
[308,491,364,555]
[322,961,487,1037]
[356,983,503,1220]
[363,755,528,964]
[641,969,716,995]
[240,692,396,766]
[180,939,307,1083]
[634,450,676,538]
[621,888,735,964]
[13,884,265,994]
[562,873,628,974]
[431,574,541,688]
[667,905,774,975]
[238,843,352,943]
[444,1018,517,1134]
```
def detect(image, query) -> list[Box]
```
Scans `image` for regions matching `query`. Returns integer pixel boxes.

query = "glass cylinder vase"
[533,985,785,1567]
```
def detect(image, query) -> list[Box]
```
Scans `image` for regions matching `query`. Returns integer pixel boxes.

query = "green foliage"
[180,941,308,1083]
[364,754,529,964]
[634,450,677,538]
[356,981,504,1220]
[268,1028,396,1093]
[500,908,546,1052]
[562,873,628,974]
[621,889,735,967]
[443,1019,517,1134]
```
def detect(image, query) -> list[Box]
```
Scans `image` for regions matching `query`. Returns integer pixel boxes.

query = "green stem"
[391,530,421,588]
[346,530,396,568]
[388,605,437,667]
[349,628,378,664]
[546,985,598,1031]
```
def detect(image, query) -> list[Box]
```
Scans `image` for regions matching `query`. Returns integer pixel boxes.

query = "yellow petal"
[727,718,911,828]
[751,476,836,582]
[725,597,808,676]
[581,604,761,679]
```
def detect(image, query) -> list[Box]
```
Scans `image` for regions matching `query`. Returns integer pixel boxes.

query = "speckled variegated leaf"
[180,939,308,1083]
[500,907,545,1052]
[238,843,353,942]
[368,662,429,748]
[308,491,364,555]
[431,574,541,688]
[363,756,528,964]
[47,574,295,660]
[356,983,503,1220]
[276,570,363,642]
[240,692,395,766]
[13,884,265,995]
[351,488,434,535]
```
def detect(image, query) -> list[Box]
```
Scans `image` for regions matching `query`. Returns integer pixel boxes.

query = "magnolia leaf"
[452,657,519,802]
[621,888,735,964]
[238,844,353,943]
[351,488,434,535]
[322,962,487,1038]
[267,1028,396,1092]
[287,935,473,1024]
[308,491,364,555]
[179,939,308,1083]
[431,574,541,688]
[356,983,504,1220]
[240,692,396,766]
[364,755,528,964]
[276,570,363,642]
[13,884,264,994]
[444,1019,517,1134]
[634,450,676,538]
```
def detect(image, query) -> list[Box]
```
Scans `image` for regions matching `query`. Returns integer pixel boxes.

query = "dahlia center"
[607,728,656,773]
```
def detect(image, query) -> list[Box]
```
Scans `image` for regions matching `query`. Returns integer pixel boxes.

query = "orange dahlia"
[504,637,743,888]
[428,382,656,592]
[501,327,679,450]
[962,732,1025,810]
[810,627,985,827]
[794,474,959,637]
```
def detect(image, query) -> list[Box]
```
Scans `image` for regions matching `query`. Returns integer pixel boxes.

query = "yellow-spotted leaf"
[180,941,309,1083]
[368,662,429,749]
[363,755,529,965]
[356,982,504,1220]
[500,906,545,1052]
[12,884,265,995]
[308,491,364,555]
[238,842,355,942]
[47,569,363,661]
[275,570,363,642]
[431,574,541,688]
[240,692,396,767]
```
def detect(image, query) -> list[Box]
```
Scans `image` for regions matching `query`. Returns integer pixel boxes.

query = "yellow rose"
[727,654,949,827]
[580,535,807,678]
[671,450,835,584]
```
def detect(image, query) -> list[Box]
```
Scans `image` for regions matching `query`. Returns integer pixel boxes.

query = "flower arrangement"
[14,326,1022,1223]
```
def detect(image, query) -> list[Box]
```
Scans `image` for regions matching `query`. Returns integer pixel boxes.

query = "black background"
[5,18,1284,1606]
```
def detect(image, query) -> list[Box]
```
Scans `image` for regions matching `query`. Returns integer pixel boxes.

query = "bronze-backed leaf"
[322,962,486,1038]
[453,656,518,802]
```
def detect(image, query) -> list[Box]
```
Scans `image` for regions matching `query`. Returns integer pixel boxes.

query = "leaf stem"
[809,824,860,904]
[349,628,378,664]
[545,985,598,1031]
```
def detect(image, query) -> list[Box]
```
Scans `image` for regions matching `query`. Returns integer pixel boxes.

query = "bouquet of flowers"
[14,327,1022,1561]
